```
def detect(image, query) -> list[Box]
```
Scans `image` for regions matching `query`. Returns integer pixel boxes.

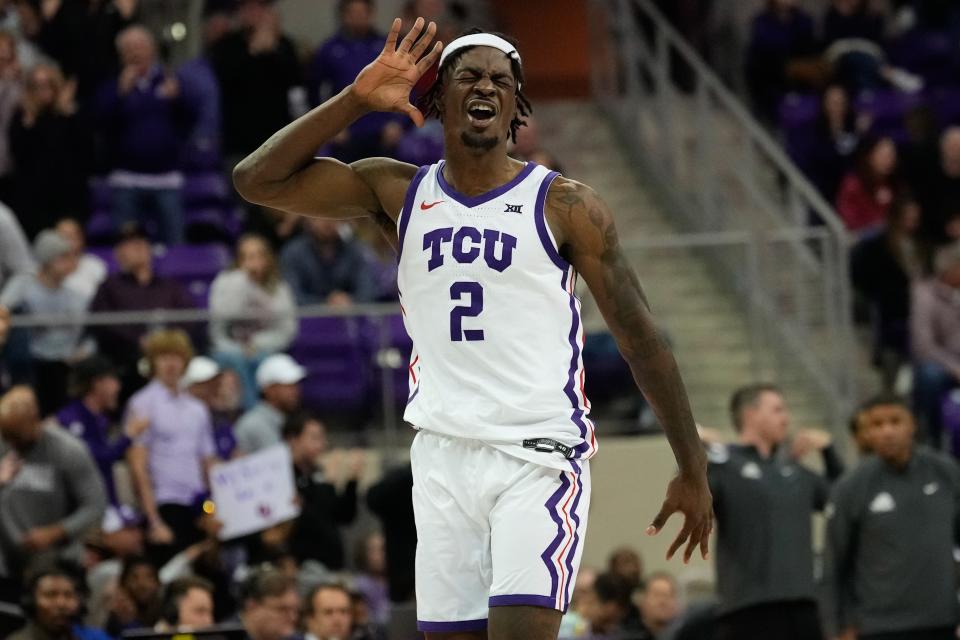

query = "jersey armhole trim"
[534,170,569,272]
[396,165,431,262]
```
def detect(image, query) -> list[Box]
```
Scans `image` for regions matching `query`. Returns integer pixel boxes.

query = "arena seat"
[290,317,373,415]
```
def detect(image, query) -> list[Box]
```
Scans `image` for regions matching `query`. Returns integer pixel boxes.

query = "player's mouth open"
[466,99,497,127]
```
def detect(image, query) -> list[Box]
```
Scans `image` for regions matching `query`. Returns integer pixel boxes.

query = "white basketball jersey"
[396,161,597,470]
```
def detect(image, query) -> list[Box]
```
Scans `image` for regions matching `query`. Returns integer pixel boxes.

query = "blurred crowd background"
[1,0,960,639]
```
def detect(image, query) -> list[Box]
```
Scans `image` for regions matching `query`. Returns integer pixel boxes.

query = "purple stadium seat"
[290,317,373,413]
[154,244,230,307]
[779,93,821,131]
[855,90,922,142]
[90,178,112,211]
[85,211,115,246]
[932,87,960,126]
[87,247,118,273]
[889,30,956,87]
[364,314,413,406]
[183,172,231,208]
[184,206,244,243]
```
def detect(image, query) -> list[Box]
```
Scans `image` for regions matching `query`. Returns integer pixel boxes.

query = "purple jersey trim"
[407,386,420,404]
[489,594,559,609]
[563,470,585,610]
[540,470,572,607]
[397,165,430,262]
[534,170,568,272]
[561,269,590,450]
[437,160,536,208]
[417,618,489,632]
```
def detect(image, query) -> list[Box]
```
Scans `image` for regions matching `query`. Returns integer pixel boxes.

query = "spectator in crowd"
[0,3,42,70]
[9,563,111,640]
[0,199,34,293]
[0,30,22,204]
[156,576,215,632]
[848,403,873,455]
[0,230,91,415]
[0,304,9,348]
[353,532,389,627]
[639,572,680,638]
[182,356,238,460]
[828,395,960,640]
[9,62,90,239]
[0,386,106,589]
[281,219,378,306]
[580,572,648,638]
[744,0,817,123]
[850,196,926,389]
[606,546,643,591]
[57,218,107,304]
[238,568,300,640]
[801,85,867,203]
[304,583,353,640]
[283,413,361,569]
[836,136,900,233]
[209,0,301,245]
[821,0,897,94]
[915,127,960,245]
[32,0,138,101]
[309,0,402,162]
[234,353,304,454]
[910,243,960,447]
[97,25,197,245]
[89,223,194,395]
[125,330,217,561]
[210,0,300,162]
[210,233,297,409]
[55,357,147,534]
[365,464,416,603]
[707,384,842,640]
[177,8,224,173]
[823,0,884,48]
[105,556,162,635]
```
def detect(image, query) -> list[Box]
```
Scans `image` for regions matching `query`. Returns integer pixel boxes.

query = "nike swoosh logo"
[420,200,444,210]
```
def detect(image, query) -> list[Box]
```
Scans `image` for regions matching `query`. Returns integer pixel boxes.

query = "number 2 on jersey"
[450,282,484,341]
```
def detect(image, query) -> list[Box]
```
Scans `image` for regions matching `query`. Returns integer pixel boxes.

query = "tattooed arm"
[546,177,713,563]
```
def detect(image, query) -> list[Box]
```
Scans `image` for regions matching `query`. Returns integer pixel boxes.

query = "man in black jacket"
[708,384,844,640]
[282,413,361,570]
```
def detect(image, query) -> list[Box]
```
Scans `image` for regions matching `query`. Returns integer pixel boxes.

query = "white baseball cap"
[180,356,221,388]
[255,354,306,390]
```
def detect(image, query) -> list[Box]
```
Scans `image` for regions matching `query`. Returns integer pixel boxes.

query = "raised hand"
[351,17,442,127]
[647,473,714,563]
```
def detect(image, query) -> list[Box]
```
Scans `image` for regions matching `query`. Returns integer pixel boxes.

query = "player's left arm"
[546,177,713,563]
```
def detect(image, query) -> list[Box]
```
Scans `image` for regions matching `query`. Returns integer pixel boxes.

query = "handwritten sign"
[209,445,300,540]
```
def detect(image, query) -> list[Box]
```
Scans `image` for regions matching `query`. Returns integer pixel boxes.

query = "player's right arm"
[232,17,443,223]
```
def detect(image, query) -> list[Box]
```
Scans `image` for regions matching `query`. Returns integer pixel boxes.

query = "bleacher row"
[86,171,243,246]
[84,237,413,419]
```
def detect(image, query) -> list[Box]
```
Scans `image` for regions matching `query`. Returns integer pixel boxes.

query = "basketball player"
[234,18,712,640]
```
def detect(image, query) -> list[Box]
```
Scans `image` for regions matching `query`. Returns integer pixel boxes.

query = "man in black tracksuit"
[708,384,843,640]
[828,395,960,640]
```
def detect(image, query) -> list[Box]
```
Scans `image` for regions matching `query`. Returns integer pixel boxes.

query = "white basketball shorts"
[411,430,591,633]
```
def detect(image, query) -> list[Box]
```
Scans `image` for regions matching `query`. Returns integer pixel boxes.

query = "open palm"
[352,17,442,127]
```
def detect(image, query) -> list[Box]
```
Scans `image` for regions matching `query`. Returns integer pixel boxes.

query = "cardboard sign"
[209,445,300,540]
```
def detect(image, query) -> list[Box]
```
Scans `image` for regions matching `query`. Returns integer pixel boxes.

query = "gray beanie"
[34,229,73,266]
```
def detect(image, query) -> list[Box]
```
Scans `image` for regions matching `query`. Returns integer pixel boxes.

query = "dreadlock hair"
[418,27,533,144]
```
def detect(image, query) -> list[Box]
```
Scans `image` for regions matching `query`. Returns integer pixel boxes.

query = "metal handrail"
[619,0,849,238]
[589,0,858,432]
[7,302,403,329]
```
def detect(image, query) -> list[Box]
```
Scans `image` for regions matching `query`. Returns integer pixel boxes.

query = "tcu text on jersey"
[423,226,518,272]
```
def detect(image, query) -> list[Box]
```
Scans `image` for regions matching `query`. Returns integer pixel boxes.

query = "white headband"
[438,33,522,86]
